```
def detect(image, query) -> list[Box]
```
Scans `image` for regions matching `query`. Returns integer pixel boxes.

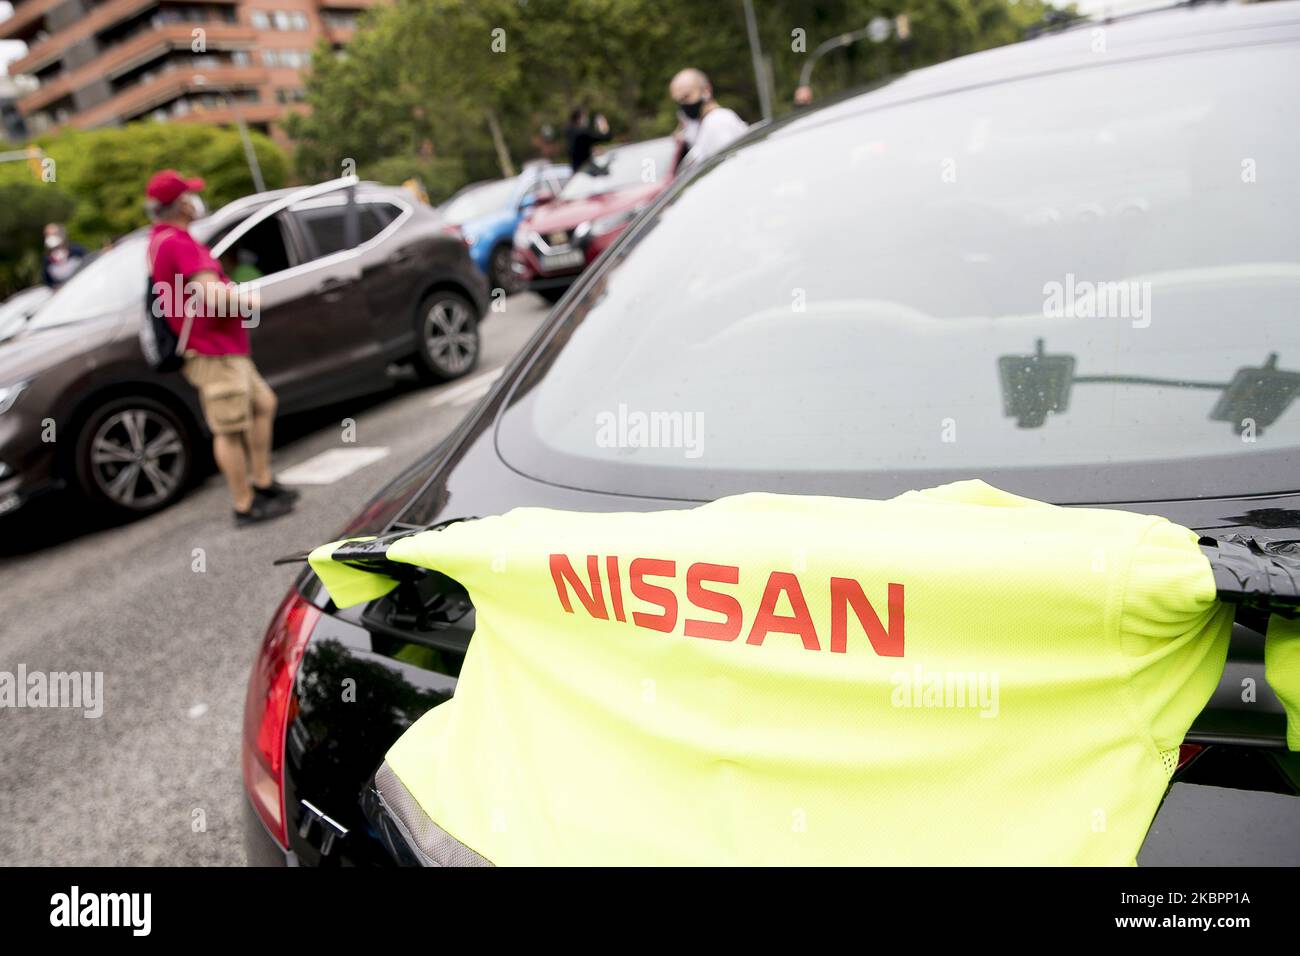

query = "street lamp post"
[192,74,266,194]
[741,0,773,122]
[796,16,901,106]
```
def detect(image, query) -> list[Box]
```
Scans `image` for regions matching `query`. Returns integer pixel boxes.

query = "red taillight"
[242,589,321,848]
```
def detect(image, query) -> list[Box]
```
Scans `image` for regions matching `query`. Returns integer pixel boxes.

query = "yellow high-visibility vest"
[310,480,1300,865]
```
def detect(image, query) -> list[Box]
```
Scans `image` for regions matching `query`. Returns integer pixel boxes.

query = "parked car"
[245,2,1300,865]
[511,137,678,302]
[440,162,571,293]
[0,177,488,519]
[0,285,55,344]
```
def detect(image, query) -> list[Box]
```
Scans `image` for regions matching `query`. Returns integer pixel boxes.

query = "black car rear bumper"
[243,798,293,867]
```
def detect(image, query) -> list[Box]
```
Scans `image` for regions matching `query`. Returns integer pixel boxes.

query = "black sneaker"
[234,493,294,527]
[253,479,301,503]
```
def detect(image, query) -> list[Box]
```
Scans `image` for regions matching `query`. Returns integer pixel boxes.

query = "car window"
[498,43,1300,505]
[294,205,354,259]
[360,201,400,240]
[442,179,518,223]
[27,236,144,329]
[217,215,292,282]
[559,139,675,201]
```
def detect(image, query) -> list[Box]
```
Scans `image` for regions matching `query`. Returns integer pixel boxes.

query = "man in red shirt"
[146,169,298,526]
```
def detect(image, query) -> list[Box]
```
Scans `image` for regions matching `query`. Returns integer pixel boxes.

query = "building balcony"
[68,63,268,128]
[169,100,286,126]
[10,0,241,75]
[17,23,259,114]
[0,0,61,43]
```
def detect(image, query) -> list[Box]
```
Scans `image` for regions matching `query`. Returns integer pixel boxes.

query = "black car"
[0,285,55,342]
[0,177,488,518]
[244,2,1300,865]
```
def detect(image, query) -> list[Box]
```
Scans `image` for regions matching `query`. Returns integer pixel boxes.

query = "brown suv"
[0,177,488,518]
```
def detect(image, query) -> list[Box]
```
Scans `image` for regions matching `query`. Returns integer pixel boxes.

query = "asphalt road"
[0,294,548,865]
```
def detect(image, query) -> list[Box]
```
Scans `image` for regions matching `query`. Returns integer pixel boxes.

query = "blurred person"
[41,223,87,288]
[145,169,298,527]
[532,121,560,161]
[228,249,264,283]
[669,68,748,167]
[564,107,611,172]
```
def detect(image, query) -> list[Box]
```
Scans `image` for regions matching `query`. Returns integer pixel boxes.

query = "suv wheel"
[414,290,479,382]
[74,396,192,514]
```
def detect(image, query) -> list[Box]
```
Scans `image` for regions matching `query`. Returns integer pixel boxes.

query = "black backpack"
[140,230,192,373]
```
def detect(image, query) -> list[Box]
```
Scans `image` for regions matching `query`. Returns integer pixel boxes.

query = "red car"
[512,137,678,302]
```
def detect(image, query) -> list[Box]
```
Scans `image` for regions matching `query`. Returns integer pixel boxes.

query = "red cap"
[146,169,205,205]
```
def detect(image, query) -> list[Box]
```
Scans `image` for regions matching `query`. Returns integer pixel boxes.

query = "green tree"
[759,0,1049,103]
[364,154,468,203]
[288,0,1048,189]
[0,122,289,252]
[0,180,76,296]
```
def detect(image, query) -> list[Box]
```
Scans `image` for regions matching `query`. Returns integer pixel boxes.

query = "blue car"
[440,161,571,292]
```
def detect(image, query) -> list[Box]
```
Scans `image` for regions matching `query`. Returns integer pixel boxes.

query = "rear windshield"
[498,43,1300,504]
[559,139,676,201]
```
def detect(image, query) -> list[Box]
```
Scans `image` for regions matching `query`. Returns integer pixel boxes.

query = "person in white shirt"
[669,68,749,169]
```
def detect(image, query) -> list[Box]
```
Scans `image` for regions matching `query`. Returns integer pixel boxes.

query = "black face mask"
[678,99,705,120]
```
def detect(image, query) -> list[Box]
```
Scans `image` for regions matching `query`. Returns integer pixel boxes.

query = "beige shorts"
[181,354,274,435]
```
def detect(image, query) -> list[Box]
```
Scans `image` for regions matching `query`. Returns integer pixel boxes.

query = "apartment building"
[0,72,37,140]
[0,0,383,141]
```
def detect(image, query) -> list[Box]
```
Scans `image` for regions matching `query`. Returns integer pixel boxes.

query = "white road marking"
[278,447,391,485]
[429,367,503,407]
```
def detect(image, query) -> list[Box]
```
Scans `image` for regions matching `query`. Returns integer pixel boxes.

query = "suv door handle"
[388,249,414,265]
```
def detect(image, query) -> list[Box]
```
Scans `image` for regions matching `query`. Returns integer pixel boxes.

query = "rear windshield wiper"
[284,522,1300,621]
[1200,535,1300,621]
